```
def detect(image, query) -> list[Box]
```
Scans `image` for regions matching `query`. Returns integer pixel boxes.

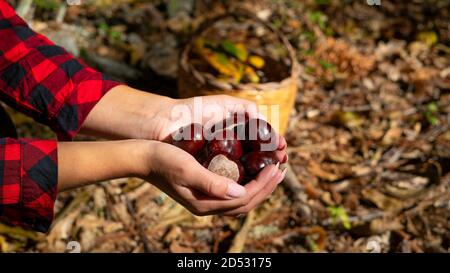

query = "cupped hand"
[142,94,288,151]
[141,95,288,215]
[140,95,261,141]
[143,141,287,216]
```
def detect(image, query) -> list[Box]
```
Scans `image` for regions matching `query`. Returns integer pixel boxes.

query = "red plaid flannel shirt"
[0,1,121,232]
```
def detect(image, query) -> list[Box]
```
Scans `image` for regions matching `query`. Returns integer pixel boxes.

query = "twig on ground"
[227,210,255,253]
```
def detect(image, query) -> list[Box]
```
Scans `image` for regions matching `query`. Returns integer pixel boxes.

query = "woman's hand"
[58,140,287,216]
[78,85,289,214]
[138,94,260,142]
[143,141,287,216]
[82,85,261,141]
[82,86,285,143]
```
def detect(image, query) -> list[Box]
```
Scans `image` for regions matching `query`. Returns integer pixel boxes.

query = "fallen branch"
[227,210,255,253]
[0,223,43,242]
[282,163,306,202]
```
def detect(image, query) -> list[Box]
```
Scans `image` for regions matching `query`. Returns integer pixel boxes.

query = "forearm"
[57,139,151,191]
[80,85,175,140]
[0,1,122,140]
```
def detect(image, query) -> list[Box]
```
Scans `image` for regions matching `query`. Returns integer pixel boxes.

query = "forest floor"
[1,0,449,253]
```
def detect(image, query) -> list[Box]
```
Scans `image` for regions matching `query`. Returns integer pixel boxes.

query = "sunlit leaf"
[427,102,438,113]
[33,0,59,11]
[308,11,327,30]
[221,40,248,62]
[336,111,363,128]
[195,38,244,82]
[99,22,109,34]
[328,206,351,230]
[425,102,440,125]
[244,66,260,83]
[417,31,438,47]
[248,55,265,69]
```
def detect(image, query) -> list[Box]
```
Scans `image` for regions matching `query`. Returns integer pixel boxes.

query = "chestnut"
[205,153,245,183]
[170,117,281,183]
[241,151,279,176]
[170,123,205,156]
[238,118,278,152]
[207,129,243,159]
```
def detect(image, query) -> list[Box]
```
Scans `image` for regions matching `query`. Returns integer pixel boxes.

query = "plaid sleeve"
[0,1,122,140]
[0,138,58,233]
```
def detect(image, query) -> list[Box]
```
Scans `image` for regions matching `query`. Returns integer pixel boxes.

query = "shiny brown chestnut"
[204,153,245,183]
[240,151,279,176]
[170,123,205,157]
[239,118,278,152]
[207,129,243,159]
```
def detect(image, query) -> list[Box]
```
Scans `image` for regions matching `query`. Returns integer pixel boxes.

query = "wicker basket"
[178,12,299,134]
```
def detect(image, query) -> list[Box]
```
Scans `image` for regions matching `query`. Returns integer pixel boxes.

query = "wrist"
[138,94,177,141]
[126,139,156,177]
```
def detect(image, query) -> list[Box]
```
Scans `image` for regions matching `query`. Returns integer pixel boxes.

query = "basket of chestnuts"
[170,114,283,184]
[178,11,300,134]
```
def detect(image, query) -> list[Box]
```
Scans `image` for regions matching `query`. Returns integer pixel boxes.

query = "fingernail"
[270,162,280,178]
[279,168,287,183]
[227,183,247,198]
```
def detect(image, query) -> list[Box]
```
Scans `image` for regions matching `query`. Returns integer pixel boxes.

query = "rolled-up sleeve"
[0,1,123,232]
[0,138,58,233]
[0,0,122,140]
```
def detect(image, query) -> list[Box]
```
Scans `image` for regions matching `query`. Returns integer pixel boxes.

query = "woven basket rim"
[180,12,300,92]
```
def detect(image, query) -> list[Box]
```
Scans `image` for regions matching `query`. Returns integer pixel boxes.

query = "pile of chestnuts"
[170,114,281,184]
